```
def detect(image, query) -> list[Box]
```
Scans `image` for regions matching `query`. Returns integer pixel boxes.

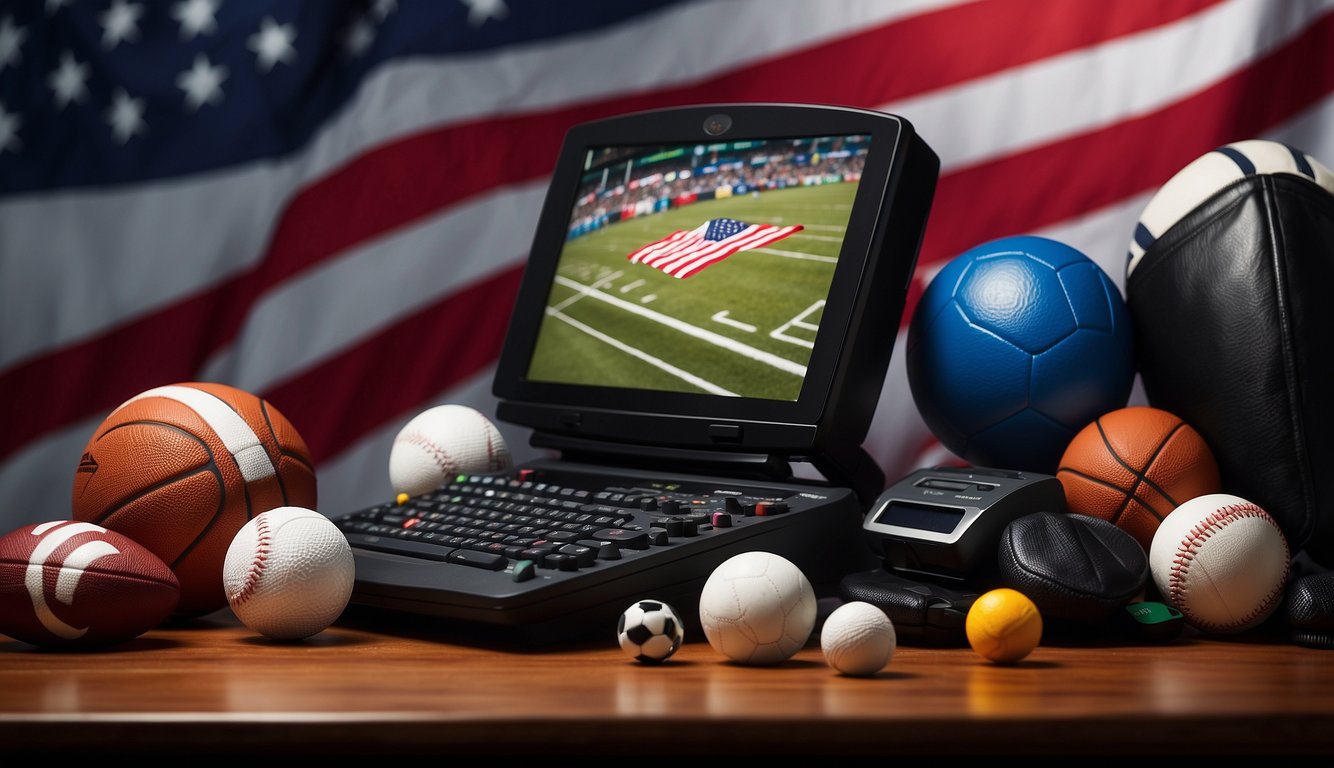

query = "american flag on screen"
[2,0,1334,530]
[627,218,803,278]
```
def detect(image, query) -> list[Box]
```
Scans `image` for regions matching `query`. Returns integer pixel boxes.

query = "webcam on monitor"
[492,102,938,504]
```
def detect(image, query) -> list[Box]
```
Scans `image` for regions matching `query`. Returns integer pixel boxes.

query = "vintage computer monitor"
[493,103,938,503]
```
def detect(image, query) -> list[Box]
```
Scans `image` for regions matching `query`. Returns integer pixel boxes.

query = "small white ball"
[820,601,896,676]
[698,551,816,666]
[388,404,513,497]
[223,506,355,640]
[617,599,685,664]
[1149,493,1290,634]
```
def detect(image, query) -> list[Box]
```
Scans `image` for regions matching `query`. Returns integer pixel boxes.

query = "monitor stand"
[527,431,885,510]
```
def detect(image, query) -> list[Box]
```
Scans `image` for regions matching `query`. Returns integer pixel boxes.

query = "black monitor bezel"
[493,103,934,464]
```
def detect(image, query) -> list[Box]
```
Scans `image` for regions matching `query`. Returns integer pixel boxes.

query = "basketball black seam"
[1092,419,1135,526]
[91,420,227,568]
[214,393,263,522]
[1055,465,1150,527]
[1131,422,1190,518]
[258,399,293,507]
[1098,419,1186,524]
[255,397,317,510]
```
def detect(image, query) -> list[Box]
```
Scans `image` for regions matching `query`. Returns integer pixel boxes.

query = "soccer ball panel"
[907,302,1035,442]
[1032,330,1134,426]
[957,256,1075,354]
[1059,261,1118,333]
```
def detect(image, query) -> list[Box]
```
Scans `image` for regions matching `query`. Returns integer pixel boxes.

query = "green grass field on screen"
[526,183,855,401]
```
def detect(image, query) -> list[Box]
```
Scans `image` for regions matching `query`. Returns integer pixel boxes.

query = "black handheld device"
[862,465,1066,580]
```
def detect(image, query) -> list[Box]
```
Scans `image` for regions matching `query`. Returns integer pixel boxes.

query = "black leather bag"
[1126,173,1334,565]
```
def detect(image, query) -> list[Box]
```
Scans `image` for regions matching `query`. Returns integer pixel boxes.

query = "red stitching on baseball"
[231,513,272,607]
[400,431,456,476]
[1169,502,1290,632]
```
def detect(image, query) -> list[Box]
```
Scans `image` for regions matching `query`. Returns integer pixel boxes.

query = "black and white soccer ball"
[616,599,685,664]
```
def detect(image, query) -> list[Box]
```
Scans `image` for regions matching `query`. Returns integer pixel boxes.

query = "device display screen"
[874,501,965,534]
[524,134,870,402]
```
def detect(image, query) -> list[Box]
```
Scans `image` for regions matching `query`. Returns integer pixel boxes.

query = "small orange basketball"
[1056,405,1220,552]
[71,382,317,616]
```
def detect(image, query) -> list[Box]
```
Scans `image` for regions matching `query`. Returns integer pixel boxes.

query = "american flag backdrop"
[2,0,1334,532]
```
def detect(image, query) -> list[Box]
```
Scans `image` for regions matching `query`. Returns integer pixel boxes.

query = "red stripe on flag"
[0,0,1296,463]
[911,8,1334,303]
[263,266,524,465]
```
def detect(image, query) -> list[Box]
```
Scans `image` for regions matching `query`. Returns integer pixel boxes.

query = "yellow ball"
[966,588,1043,664]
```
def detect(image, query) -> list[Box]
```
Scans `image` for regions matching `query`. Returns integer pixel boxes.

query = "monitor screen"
[525,133,871,403]
[493,104,938,487]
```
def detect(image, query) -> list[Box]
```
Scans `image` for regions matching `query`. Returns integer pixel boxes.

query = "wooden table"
[2,606,1331,757]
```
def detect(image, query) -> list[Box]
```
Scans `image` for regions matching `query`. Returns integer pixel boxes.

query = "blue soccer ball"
[906,235,1135,473]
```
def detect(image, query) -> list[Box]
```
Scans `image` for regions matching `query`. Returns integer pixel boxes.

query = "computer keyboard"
[333,458,875,643]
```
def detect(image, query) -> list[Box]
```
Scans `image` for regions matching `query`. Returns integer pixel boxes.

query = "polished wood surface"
[2,606,1332,757]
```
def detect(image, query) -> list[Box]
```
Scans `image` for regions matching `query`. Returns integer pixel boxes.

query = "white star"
[99,0,143,49]
[48,51,89,109]
[106,89,146,143]
[177,53,227,111]
[343,18,374,57]
[248,16,296,72]
[0,102,21,154]
[461,0,508,27]
[0,15,26,71]
[172,0,219,40]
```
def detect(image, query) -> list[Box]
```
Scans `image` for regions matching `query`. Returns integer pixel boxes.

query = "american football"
[0,520,180,649]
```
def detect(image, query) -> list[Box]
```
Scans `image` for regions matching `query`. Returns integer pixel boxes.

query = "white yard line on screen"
[552,275,808,376]
[545,308,738,396]
[791,233,844,242]
[770,300,824,350]
[711,310,757,332]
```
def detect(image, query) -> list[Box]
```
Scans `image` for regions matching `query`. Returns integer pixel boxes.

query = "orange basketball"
[71,382,317,616]
[1056,405,1220,552]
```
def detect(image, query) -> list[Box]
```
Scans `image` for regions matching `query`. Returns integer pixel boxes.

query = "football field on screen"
[527,183,856,400]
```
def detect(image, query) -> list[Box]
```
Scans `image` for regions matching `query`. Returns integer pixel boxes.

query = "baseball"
[223,506,355,640]
[820,601,896,676]
[388,404,513,497]
[1149,493,1290,635]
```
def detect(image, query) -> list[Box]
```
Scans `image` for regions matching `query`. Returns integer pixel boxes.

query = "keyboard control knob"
[711,511,733,528]
[591,528,649,550]
[545,552,579,571]
[558,543,596,567]
[510,559,537,582]
[578,539,622,560]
